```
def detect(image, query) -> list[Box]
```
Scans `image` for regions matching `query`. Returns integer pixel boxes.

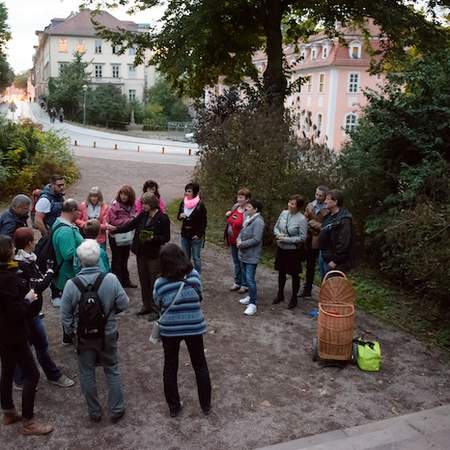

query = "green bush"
[0,118,79,195]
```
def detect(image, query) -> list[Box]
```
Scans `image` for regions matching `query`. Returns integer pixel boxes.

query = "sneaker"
[238,286,248,294]
[239,296,250,305]
[22,419,53,436]
[229,283,240,291]
[51,297,62,307]
[244,304,257,316]
[110,410,125,424]
[62,333,74,346]
[48,374,75,388]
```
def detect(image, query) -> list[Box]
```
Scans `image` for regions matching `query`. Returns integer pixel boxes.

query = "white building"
[33,9,156,103]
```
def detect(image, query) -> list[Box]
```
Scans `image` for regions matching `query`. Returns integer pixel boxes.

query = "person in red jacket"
[76,187,109,249]
[225,188,251,293]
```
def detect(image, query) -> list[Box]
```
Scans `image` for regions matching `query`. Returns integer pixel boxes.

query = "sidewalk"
[258,404,450,450]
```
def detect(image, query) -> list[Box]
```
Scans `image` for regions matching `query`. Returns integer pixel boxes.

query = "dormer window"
[76,40,86,54]
[300,49,306,63]
[349,41,362,59]
[322,45,329,59]
[311,47,317,60]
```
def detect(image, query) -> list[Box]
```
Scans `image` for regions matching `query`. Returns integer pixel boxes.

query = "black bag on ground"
[34,222,68,274]
[72,273,107,351]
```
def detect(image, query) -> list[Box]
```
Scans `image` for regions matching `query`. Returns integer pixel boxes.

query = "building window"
[95,40,102,54]
[317,113,323,134]
[300,49,306,63]
[128,65,136,78]
[349,41,362,59]
[76,40,86,54]
[307,75,312,93]
[348,73,360,93]
[129,89,136,101]
[58,38,68,53]
[129,47,136,56]
[322,46,329,59]
[94,64,103,79]
[319,73,325,93]
[112,45,118,54]
[345,113,358,132]
[112,64,120,79]
[311,48,317,60]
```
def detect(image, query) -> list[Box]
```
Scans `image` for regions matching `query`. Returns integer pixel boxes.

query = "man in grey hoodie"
[61,239,129,423]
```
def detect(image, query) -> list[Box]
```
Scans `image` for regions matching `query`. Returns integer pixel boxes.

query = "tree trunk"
[263,0,287,108]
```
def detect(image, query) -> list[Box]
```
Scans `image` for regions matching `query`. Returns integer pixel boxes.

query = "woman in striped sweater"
[153,243,211,417]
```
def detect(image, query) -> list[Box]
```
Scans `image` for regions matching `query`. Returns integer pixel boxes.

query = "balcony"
[90,77,124,85]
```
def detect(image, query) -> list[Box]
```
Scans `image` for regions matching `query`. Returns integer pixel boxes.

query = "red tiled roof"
[43,9,138,37]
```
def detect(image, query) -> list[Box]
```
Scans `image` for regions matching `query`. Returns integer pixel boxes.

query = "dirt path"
[1,156,449,450]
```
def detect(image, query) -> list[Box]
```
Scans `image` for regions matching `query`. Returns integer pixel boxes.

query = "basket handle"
[319,303,355,318]
[322,270,347,285]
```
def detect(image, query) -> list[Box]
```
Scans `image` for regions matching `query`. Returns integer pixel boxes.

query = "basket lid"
[319,276,356,304]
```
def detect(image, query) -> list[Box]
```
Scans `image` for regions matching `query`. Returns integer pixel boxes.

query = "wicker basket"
[318,303,355,361]
[319,270,356,305]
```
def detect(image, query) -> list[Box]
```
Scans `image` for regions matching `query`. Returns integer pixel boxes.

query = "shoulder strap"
[72,276,86,294]
[92,272,107,292]
[72,273,106,294]
[52,222,70,236]
[159,282,185,322]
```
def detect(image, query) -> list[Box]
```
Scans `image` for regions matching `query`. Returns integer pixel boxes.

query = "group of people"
[0,176,211,435]
[0,173,353,436]
[224,185,353,316]
[48,107,64,123]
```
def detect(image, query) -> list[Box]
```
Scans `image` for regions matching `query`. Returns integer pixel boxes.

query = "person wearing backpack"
[34,175,65,236]
[51,199,84,309]
[60,239,129,423]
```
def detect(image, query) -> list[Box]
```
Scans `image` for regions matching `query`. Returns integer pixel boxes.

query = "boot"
[22,419,54,436]
[287,297,298,309]
[3,409,21,425]
[299,287,312,298]
[272,292,284,304]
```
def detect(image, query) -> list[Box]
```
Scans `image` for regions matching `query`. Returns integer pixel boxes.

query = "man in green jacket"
[52,199,84,308]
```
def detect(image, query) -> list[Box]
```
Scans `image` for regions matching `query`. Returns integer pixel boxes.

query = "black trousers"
[136,255,160,313]
[109,237,131,286]
[278,271,300,299]
[304,248,320,291]
[161,335,211,413]
[0,343,40,420]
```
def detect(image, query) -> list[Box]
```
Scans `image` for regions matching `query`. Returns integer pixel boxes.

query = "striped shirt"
[153,270,207,337]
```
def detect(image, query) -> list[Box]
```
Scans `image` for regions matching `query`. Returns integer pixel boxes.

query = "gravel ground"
[1,156,449,450]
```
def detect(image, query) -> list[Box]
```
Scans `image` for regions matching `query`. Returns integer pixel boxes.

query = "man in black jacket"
[318,190,354,278]
[0,194,31,237]
[110,193,170,320]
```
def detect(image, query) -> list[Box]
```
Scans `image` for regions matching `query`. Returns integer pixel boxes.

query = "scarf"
[15,249,37,263]
[183,195,200,217]
[243,212,260,228]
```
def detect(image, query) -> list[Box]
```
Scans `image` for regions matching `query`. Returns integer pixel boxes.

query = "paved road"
[2,101,198,166]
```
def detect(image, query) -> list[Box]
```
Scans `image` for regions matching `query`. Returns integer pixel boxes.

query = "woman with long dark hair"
[107,185,137,288]
[153,243,211,417]
[135,180,166,214]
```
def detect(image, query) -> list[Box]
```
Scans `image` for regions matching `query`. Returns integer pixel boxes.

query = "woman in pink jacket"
[107,185,137,288]
[135,180,166,214]
[76,187,109,248]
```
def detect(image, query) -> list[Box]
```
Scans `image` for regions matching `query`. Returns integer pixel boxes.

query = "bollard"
[162,146,165,154]
[74,140,78,146]
[188,148,192,156]
[93,141,96,148]
[114,144,118,150]
[137,145,140,152]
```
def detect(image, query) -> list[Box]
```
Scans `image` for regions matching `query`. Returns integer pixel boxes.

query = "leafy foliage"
[0,117,79,195]
[339,48,450,305]
[13,70,28,90]
[0,2,13,92]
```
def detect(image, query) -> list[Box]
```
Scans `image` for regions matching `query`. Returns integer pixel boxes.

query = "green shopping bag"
[355,338,381,372]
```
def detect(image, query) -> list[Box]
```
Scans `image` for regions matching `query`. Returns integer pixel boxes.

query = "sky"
[3,0,163,73]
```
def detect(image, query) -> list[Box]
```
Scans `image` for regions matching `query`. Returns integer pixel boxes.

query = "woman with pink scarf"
[177,183,207,273]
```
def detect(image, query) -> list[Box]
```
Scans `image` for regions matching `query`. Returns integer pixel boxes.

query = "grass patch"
[167,199,450,354]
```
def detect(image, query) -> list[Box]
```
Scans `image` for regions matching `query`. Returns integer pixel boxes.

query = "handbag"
[149,282,185,345]
[114,230,134,247]
[354,338,381,372]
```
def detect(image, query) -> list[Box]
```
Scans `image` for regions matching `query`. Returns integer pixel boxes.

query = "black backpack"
[35,222,68,274]
[72,273,107,342]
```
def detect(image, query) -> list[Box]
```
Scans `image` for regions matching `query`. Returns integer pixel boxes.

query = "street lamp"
[82,84,88,125]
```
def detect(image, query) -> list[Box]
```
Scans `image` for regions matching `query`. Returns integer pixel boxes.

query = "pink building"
[210,22,385,152]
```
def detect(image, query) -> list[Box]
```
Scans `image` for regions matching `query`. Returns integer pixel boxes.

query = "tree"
[0,2,13,93]
[89,1,449,107]
[14,70,29,90]
[85,84,130,128]
[47,52,90,119]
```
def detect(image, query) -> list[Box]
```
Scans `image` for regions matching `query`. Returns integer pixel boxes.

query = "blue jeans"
[15,315,61,385]
[230,245,246,287]
[181,237,203,273]
[77,333,124,418]
[319,252,331,279]
[242,262,258,304]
